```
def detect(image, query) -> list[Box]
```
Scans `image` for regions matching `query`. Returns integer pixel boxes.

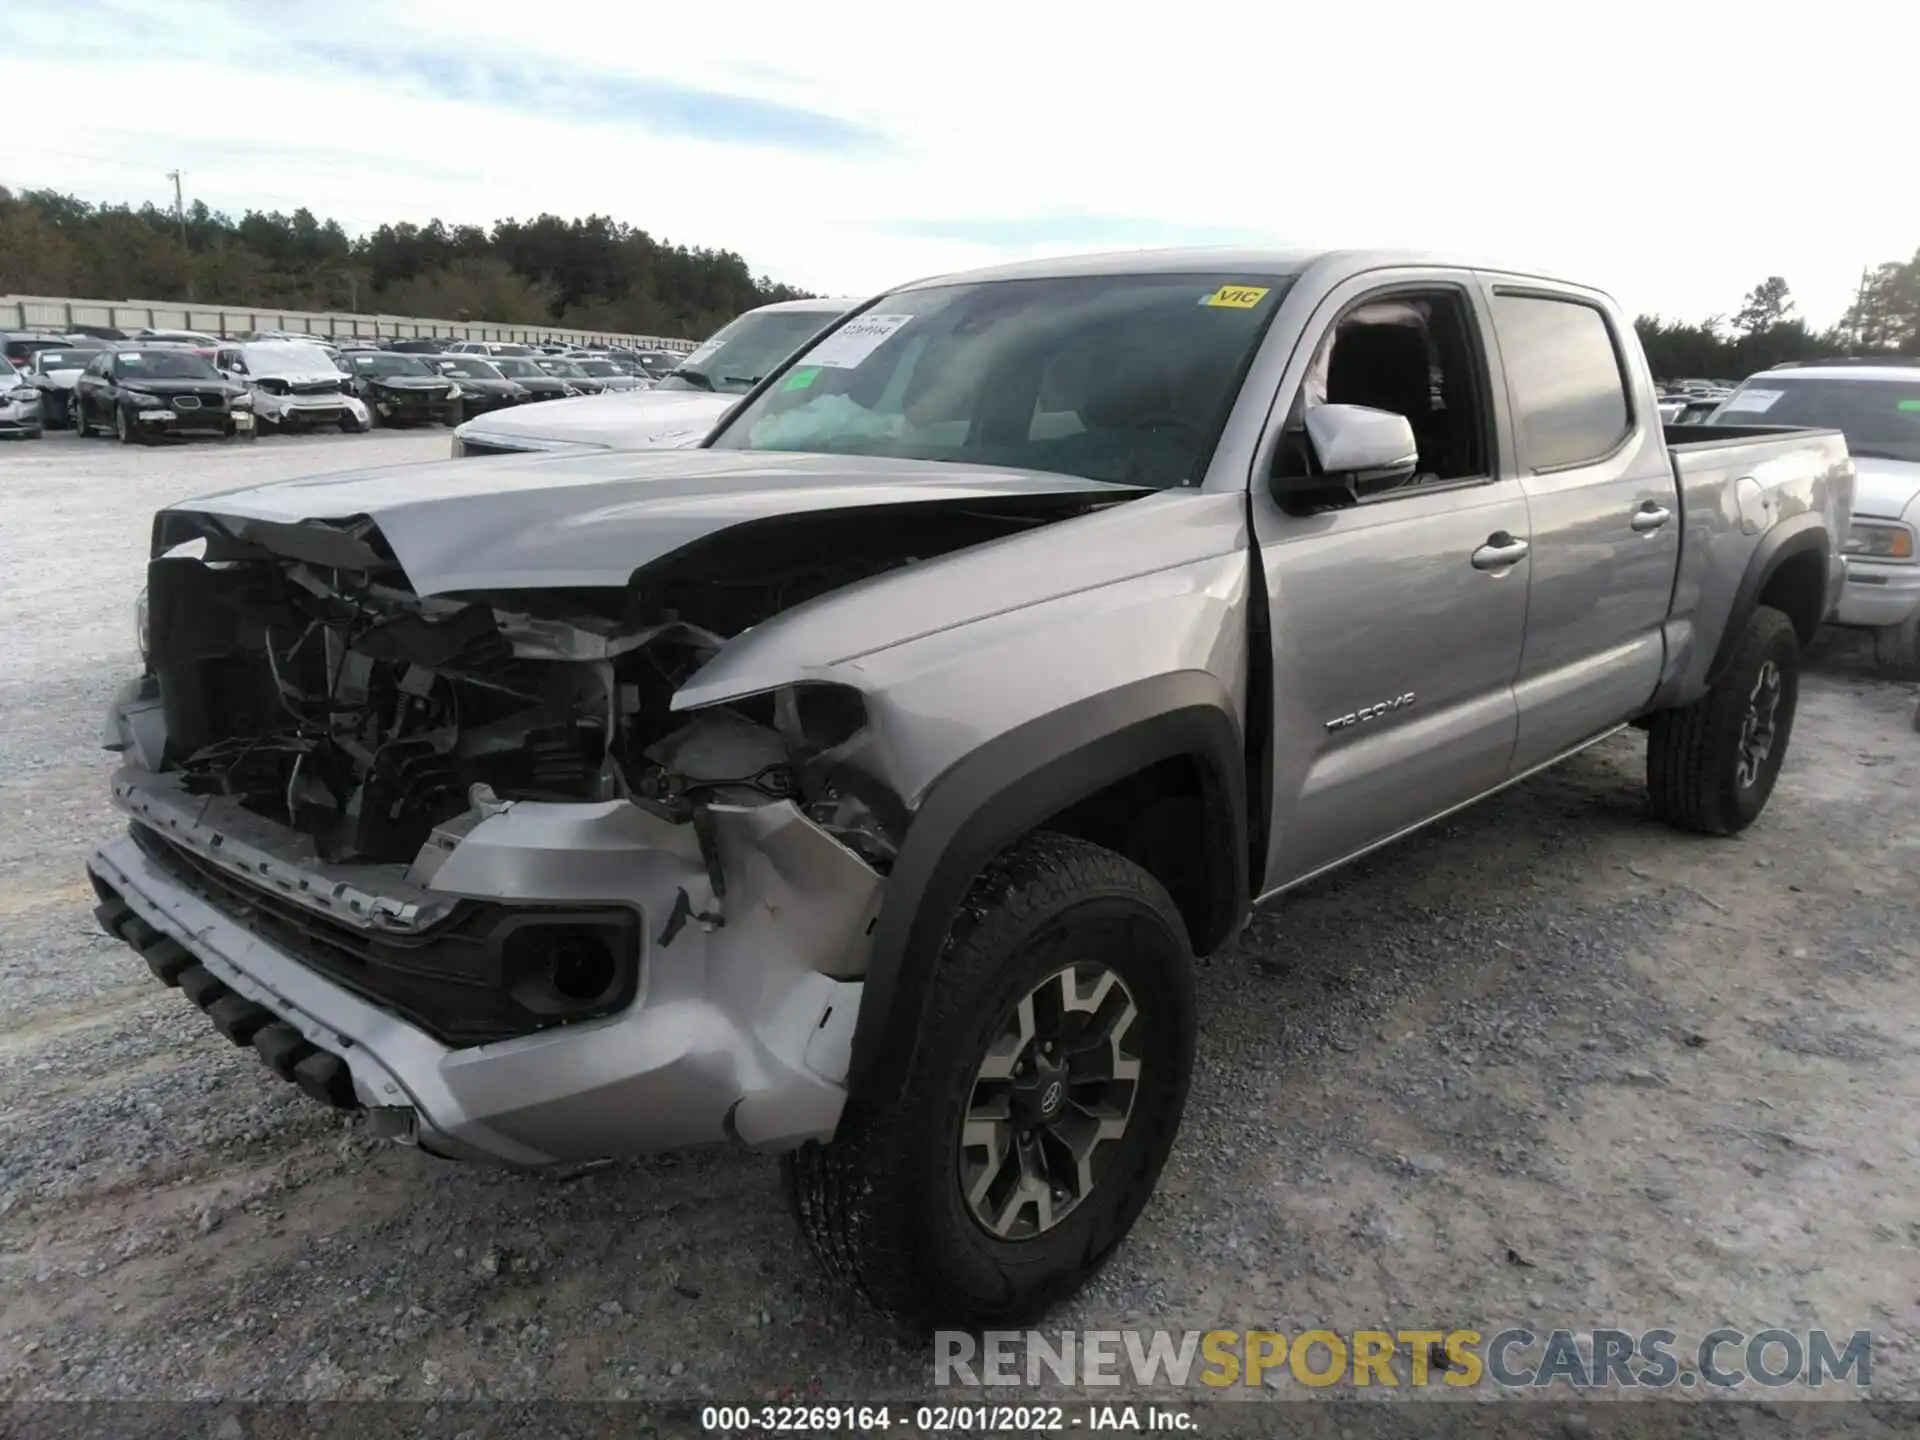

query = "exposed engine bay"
[141,497,1102,873]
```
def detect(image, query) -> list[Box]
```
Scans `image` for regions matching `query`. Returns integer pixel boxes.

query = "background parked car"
[532,357,608,395]
[429,356,531,420]
[446,340,537,358]
[1,370,45,438]
[449,297,856,457]
[5,331,72,372]
[215,340,368,434]
[564,356,646,391]
[629,349,683,382]
[480,355,576,400]
[338,350,464,427]
[23,347,97,427]
[123,328,222,360]
[1713,360,1920,676]
[71,345,252,443]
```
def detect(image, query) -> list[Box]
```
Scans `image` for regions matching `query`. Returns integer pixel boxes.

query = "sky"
[3,0,1914,328]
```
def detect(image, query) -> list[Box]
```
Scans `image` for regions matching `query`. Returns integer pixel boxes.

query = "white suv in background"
[450,297,858,458]
[1717,361,1920,675]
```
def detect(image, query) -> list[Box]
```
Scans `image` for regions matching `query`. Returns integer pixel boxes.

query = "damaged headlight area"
[138,527,899,876]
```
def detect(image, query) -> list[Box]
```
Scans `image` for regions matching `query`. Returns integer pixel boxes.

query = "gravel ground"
[2,427,1917,1417]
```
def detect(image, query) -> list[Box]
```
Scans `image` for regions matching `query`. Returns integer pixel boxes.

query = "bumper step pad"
[94,874,365,1113]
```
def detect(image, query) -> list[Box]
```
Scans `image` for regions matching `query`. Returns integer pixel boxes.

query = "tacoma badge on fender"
[1324,692,1417,731]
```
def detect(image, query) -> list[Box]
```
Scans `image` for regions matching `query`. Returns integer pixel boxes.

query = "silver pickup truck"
[88,249,1851,1327]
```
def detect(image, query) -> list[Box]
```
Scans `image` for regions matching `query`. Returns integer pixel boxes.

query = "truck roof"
[892,246,1604,296]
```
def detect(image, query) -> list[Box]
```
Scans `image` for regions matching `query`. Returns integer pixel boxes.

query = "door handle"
[1471,532,1530,570]
[1631,502,1672,533]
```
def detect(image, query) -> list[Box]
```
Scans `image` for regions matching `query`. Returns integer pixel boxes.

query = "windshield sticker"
[118,352,144,362]
[1200,285,1270,309]
[1721,389,1782,413]
[805,314,914,369]
[1899,400,1920,412]
[783,366,821,391]
[680,339,723,369]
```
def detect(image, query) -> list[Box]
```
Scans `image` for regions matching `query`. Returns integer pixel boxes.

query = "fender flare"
[1706,514,1829,687]
[845,672,1248,1103]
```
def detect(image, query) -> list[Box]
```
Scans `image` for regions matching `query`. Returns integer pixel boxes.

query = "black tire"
[25,426,43,440]
[73,396,91,436]
[782,831,1195,1328]
[1646,604,1800,835]
[115,406,138,445]
[363,400,380,430]
[1871,614,1920,681]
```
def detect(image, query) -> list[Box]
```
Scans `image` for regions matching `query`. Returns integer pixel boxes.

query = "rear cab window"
[1490,292,1635,471]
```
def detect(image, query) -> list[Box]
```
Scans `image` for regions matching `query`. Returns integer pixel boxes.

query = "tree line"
[0,186,813,339]
[6,185,1917,369]
[1634,253,1920,381]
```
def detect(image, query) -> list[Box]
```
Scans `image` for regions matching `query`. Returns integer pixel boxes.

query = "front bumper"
[126,404,251,439]
[0,398,44,432]
[370,391,460,425]
[86,753,875,1167]
[253,390,368,427]
[1833,556,1920,629]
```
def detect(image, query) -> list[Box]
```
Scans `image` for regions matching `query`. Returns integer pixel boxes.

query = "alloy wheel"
[958,963,1141,1241]
[1735,658,1782,789]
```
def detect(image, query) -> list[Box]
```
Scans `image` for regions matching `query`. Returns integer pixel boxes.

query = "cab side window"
[1489,292,1633,472]
[1277,289,1491,498]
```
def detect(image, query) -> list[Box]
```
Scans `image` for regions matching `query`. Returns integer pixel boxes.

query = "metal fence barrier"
[1,294,698,353]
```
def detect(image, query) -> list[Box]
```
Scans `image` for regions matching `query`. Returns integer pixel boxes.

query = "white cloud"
[2,0,1912,326]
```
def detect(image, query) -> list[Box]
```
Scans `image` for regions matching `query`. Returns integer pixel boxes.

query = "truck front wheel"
[1646,604,1800,835]
[783,831,1195,1327]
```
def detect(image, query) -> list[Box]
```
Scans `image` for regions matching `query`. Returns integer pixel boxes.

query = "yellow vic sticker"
[1202,285,1271,309]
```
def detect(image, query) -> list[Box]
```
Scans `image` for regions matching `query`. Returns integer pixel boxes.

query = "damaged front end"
[91,510,919,1164]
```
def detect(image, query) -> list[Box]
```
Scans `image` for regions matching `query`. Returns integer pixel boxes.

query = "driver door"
[1252,271,1531,892]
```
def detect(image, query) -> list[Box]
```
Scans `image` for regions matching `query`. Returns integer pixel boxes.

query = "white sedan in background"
[450,297,857,457]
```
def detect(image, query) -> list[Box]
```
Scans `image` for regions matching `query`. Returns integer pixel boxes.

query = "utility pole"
[1851,264,1871,350]
[167,169,191,300]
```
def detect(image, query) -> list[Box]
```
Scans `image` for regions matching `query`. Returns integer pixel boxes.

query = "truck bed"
[1658,423,1853,708]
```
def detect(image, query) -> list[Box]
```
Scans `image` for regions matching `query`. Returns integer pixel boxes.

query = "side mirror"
[1272,403,1418,509]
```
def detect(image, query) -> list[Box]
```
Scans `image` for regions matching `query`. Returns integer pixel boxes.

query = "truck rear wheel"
[783,832,1195,1327]
[1646,604,1800,835]
[1870,614,1920,681]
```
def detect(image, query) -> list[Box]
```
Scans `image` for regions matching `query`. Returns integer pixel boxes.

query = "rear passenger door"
[1481,281,1681,772]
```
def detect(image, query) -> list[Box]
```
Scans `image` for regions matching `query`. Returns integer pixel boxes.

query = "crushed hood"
[456,389,733,452]
[1850,455,1920,520]
[160,450,1144,596]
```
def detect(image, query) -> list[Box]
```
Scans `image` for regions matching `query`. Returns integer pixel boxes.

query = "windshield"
[659,309,843,395]
[114,350,220,380]
[709,273,1293,488]
[350,353,434,377]
[537,358,585,377]
[34,350,93,371]
[1716,375,1920,464]
[435,359,504,381]
[575,359,619,376]
[488,343,534,357]
[491,358,543,379]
